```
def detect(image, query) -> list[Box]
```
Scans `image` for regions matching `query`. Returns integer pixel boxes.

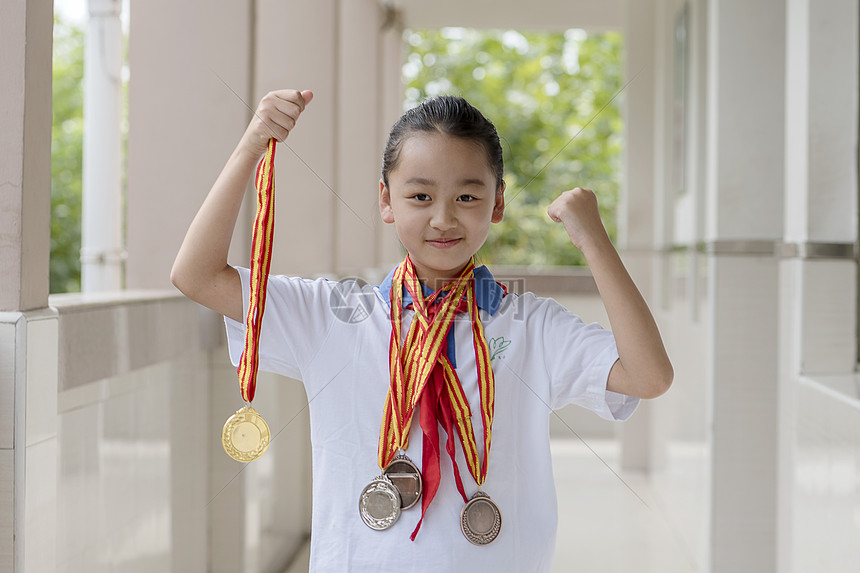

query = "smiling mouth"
[426,238,462,248]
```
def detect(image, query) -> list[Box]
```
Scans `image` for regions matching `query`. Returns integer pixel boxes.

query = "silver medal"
[359,475,402,531]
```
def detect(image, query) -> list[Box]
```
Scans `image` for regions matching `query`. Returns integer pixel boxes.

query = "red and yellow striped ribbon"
[439,283,495,482]
[378,255,495,487]
[379,259,469,463]
[237,138,277,403]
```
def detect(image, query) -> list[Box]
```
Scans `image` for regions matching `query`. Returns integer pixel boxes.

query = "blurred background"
[2,0,857,571]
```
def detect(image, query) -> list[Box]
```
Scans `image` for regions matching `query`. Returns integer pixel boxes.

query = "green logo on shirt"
[489,337,511,361]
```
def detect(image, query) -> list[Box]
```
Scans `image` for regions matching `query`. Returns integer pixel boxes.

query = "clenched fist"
[546,187,610,252]
[238,89,314,160]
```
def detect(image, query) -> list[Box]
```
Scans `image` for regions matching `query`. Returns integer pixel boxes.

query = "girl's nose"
[429,204,457,230]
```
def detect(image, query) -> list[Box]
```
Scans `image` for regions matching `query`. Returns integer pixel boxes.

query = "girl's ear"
[491,181,506,223]
[379,180,395,223]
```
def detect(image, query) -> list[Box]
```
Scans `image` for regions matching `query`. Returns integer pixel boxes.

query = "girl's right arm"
[170,89,314,322]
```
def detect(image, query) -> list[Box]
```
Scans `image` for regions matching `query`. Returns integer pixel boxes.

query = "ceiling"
[389,0,624,32]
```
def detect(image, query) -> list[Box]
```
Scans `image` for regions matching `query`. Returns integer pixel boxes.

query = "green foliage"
[51,14,84,293]
[403,28,623,266]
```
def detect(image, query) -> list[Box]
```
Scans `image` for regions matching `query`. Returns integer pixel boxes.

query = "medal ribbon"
[379,259,470,461]
[236,138,277,403]
[378,255,496,539]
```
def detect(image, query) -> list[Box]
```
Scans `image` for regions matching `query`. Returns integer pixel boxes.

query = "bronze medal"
[359,475,401,531]
[460,491,502,545]
[221,405,271,462]
[383,455,423,510]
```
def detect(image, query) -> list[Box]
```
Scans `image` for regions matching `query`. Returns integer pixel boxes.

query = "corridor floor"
[550,439,701,573]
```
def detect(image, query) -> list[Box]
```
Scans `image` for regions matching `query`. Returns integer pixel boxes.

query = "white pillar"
[0,2,58,571]
[783,0,858,247]
[256,0,338,277]
[334,0,383,277]
[705,0,786,571]
[0,0,52,312]
[779,1,859,570]
[618,0,659,473]
[126,0,254,289]
[377,5,406,268]
[81,0,124,292]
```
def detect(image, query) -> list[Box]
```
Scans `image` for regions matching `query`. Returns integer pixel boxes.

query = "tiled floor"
[285,439,702,573]
[551,439,700,573]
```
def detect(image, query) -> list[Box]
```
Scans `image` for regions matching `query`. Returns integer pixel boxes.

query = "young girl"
[171,89,672,571]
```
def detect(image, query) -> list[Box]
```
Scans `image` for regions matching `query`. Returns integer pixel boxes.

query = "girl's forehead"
[395,133,493,174]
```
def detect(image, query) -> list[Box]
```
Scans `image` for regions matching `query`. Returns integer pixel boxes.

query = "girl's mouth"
[426,238,462,249]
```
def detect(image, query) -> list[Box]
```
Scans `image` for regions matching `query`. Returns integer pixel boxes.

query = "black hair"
[381,95,505,190]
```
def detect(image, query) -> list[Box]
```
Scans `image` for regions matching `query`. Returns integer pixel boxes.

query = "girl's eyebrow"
[404,177,488,187]
[404,177,435,186]
[460,178,488,187]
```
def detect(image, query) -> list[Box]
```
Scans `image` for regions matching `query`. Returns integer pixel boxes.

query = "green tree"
[51,14,84,293]
[403,28,623,266]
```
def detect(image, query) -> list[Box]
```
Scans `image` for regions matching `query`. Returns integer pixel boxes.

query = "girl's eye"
[412,193,431,202]
[458,194,477,202]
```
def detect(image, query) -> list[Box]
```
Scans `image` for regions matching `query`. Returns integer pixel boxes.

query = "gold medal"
[460,491,502,545]
[223,139,277,461]
[221,405,271,462]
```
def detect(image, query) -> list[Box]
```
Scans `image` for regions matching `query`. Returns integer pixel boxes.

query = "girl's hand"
[547,187,610,252]
[238,89,314,160]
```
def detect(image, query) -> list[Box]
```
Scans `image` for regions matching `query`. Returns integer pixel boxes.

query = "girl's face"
[379,132,505,289]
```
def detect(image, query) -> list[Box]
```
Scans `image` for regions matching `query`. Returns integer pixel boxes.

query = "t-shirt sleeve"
[540,297,639,421]
[223,266,337,380]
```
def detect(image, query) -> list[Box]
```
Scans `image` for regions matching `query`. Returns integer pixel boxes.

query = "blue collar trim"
[379,264,504,316]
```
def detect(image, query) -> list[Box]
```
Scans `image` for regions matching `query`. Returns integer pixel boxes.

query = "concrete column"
[127,1,258,569]
[81,0,124,292]
[255,0,338,277]
[705,0,786,571]
[705,4,786,243]
[0,2,57,572]
[0,310,60,573]
[784,0,858,246]
[779,1,858,570]
[781,0,858,386]
[334,0,383,277]
[208,354,249,573]
[269,372,313,566]
[621,0,658,255]
[169,351,210,573]
[618,0,659,472]
[377,5,406,268]
[126,0,255,289]
[0,0,52,312]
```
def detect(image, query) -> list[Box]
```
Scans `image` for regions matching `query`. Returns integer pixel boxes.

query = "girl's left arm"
[548,187,673,399]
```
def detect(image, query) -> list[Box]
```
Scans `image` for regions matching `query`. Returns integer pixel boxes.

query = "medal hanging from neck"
[359,256,502,545]
[221,138,277,463]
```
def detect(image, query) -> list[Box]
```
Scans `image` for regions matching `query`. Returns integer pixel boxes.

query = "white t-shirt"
[225,266,638,572]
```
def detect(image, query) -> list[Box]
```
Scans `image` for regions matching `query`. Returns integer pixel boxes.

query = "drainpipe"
[81,0,124,291]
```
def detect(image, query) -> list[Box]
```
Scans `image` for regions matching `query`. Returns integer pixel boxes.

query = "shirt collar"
[379,263,505,316]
